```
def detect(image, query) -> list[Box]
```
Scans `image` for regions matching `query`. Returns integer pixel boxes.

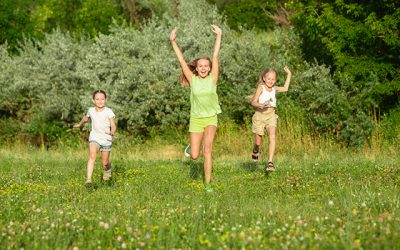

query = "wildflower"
[328,200,334,206]
[353,239,361,248]
[99,221,109,229]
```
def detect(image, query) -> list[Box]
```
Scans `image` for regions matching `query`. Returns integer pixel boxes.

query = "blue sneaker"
[184,144,191,158]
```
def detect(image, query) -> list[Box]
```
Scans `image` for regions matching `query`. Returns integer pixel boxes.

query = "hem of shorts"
[190,113,220,118]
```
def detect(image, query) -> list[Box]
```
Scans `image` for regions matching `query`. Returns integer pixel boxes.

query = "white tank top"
[258,85,276,107]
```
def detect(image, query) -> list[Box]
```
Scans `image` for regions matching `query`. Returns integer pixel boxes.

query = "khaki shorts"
[189,115,218,132]
[251,111,278,135]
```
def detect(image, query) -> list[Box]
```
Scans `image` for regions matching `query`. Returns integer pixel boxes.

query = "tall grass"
[1,120,399,249]
[0,145,399,249]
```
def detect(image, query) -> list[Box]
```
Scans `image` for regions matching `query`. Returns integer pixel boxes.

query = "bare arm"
[170,28,194,86]
[106,117,116,136]
[74,115,90,128]
[211,25,222,84]
[251,85,268,109]
[275,66,292,93]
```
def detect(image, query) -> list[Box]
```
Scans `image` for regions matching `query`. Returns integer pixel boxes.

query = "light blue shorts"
[89,140,112,152]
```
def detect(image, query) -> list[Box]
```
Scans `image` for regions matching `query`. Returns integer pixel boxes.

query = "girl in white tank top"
[258,85,276,108]
[250,66,292,171]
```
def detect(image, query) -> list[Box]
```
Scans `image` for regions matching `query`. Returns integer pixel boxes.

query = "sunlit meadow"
[1,128,399,249]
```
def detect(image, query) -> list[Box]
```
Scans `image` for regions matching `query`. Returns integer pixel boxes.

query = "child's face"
[93,92,106,109]
[263,71,277,87]
[196,59,211,78]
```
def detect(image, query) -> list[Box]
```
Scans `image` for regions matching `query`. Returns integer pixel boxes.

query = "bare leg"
[101,151,111,169]
[254,133,262,146]
[252,134,263,160]
[203,125,217,184]
[86,143,99,183]
[101,151,112,180]
[190,132,204,160]
[266,126,276,163]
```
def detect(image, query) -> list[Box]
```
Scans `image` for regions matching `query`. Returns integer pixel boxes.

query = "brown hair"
[180,56,212,86]
[258,68,278,86]
[92,89,107,99]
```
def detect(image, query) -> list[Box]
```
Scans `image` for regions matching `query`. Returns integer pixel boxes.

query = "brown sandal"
[266,162,275,172]
[252,152,259,161]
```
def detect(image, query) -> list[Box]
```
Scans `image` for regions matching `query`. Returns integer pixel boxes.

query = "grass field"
[0,141,399,249]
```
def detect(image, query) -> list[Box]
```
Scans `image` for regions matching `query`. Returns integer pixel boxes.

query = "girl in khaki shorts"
[251,66,292,172]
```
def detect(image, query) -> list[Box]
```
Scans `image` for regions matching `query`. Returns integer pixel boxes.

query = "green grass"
[0,145,399,249]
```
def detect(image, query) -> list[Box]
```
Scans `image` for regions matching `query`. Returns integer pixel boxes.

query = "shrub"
[0,0,382,147]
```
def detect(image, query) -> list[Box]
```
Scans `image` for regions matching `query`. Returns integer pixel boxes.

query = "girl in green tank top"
[170,25,222,192]
[190,73,221,118]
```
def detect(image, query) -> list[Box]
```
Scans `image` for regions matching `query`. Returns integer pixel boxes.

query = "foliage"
[272,0,400,146]
[1,0,398,147]
[0,0,42,53]
[380,105,400,144]
[294,1,400,112]
[0,0,175,53]
[208,0,400,146]
[207,0,276,31]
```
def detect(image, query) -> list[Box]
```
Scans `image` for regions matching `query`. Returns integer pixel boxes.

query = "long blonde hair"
[180,56,212,87]
[258,68,278,86]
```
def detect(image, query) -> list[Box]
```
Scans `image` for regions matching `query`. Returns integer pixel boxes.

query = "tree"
[0,0,42,53]
[207,0,277,30]
[295,1,400,110]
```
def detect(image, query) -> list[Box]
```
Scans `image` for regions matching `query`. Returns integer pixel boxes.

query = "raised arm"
[211,25,222,84]
[275,66,292,93]
[170,28,194,85]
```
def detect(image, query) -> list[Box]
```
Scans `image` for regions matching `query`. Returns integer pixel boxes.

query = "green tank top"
[190,74,222,118]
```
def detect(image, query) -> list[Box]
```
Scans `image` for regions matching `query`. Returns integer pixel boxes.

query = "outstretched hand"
[170,27,177,42]
[211,25,222,35]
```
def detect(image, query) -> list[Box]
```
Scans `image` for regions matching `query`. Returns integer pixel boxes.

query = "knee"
[190,152,200,160]
[88,153,97,161]
[203,146,212,158]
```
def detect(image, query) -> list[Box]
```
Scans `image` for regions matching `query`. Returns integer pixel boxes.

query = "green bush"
[380,106,400,144]
[0,0,384,147]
